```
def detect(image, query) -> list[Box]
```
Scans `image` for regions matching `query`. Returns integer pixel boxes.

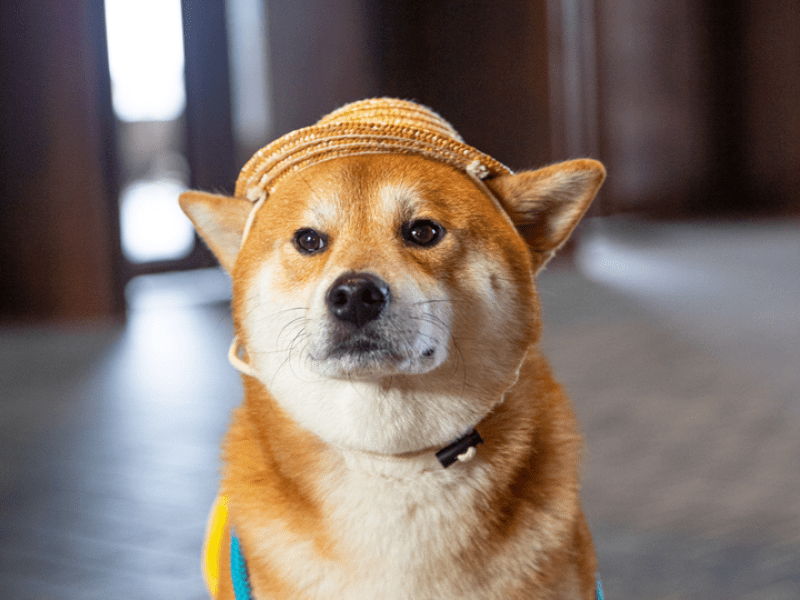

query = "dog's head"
[180,101,604,455]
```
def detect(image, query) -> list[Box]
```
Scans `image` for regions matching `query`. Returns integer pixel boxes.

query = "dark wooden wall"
[741,0,800,213]
[0,0,123,322]
[368,0,554,171]
[266,0,554,171]
[265,0,380,136]
[595,0,800,215]
[594,0,715,213]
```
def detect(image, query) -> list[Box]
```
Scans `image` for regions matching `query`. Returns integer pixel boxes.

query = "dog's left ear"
[486,158,605,256]
[179,191,252,272]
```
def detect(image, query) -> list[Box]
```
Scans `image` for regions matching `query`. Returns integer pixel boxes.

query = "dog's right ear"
[179,191,252,272]
[485,159,605,272]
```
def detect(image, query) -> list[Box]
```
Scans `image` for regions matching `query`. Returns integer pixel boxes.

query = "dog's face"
[181,154,604,454]
[237,154,534,379]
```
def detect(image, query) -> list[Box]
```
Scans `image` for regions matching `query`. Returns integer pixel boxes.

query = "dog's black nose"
[326,273,390,327]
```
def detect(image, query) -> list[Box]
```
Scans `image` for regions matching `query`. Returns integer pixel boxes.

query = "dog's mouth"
[329,336,396,357]
[324,331,404,367]
[309,326,440,377]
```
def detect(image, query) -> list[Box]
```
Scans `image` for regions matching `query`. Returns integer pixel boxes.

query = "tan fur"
[180,191,252,272]
[181,153,605,600]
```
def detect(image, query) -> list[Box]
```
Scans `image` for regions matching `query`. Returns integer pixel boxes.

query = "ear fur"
[179,191,253,272]
[487,158,605,257]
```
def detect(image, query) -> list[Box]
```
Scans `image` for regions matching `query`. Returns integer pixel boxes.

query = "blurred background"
[0,0,798,598]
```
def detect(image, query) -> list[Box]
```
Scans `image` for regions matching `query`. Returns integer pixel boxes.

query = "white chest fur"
[249,453,526,600]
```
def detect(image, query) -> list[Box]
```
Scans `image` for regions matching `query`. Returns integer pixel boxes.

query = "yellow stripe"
[203,494,228,599]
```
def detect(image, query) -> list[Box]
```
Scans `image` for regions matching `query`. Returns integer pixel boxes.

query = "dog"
[180,99,606,600]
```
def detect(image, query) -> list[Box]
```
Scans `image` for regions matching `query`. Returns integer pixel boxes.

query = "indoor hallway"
[1,217,798,599]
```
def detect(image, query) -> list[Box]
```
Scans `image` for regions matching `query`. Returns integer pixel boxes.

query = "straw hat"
[234,98,512,203]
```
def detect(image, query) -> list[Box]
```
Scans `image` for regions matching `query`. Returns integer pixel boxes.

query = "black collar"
[435,429,483,468]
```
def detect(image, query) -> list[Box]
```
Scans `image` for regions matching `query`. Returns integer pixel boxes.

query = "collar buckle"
[435,429,484,468]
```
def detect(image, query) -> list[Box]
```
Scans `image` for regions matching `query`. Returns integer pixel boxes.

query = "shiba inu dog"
[180,99,606,600]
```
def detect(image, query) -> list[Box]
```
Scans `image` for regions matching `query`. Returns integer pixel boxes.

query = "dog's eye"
[402,220,445,247]
[294,228,328,254]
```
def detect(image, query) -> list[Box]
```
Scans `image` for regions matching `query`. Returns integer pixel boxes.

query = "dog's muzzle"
[321,272,409,368]
[326,272,390,328]
[300,270,450,377]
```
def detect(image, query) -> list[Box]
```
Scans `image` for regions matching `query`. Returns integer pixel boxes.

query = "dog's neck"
[339,446,457,478]
[228,330,504,462]
[335,427,483,478]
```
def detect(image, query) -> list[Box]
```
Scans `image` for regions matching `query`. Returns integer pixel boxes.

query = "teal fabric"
[230,532,252,600]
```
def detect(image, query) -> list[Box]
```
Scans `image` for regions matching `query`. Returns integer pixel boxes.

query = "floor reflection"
[1,268,238,599]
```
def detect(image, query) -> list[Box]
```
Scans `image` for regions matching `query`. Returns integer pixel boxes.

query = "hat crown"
[316,98,464,142]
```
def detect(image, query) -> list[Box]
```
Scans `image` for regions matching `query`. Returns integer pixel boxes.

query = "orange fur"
[182,152,605,600]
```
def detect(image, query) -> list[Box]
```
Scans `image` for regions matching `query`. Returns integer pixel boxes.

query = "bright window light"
[105,0,186,122]
[120,179,195,263]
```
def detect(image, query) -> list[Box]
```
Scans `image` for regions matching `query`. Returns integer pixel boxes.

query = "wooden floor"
[1,218,798,599]
[0,269,239,599]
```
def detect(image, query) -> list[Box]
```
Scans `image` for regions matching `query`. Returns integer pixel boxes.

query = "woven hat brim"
[235,122,512,201]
